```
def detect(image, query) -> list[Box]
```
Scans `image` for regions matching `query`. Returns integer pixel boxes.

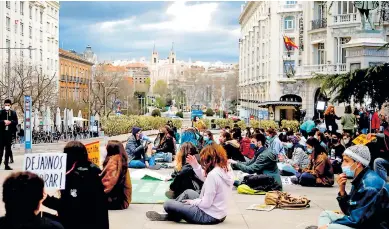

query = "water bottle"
[331,149,335,160]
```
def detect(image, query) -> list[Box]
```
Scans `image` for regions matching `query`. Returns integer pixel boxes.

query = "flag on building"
[283,35,298,50]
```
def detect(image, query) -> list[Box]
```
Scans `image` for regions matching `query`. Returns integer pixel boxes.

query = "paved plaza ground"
[0,151,349,229]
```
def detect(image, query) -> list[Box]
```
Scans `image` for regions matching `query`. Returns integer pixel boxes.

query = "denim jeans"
[318,210,353,229]
[374,158,389,181]
[295,172,317,187]
[154,152,173,163]
[128,156,156,168]
[163,189,225,225]
[277,163,297,175]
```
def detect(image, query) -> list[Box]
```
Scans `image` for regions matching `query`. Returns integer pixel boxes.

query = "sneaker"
[148,164,161,170]
[165,190,175,199]
[305,226,318,229]
[146,211,168,221]
[4,166,13,170]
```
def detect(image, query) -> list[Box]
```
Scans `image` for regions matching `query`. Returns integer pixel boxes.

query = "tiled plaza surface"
[0,152,348,229]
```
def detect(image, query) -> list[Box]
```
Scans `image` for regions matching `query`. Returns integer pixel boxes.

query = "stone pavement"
[0,153,350,229]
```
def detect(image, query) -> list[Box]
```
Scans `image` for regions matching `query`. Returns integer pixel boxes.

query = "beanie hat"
[344,145,371,167]
[132,127,141,136]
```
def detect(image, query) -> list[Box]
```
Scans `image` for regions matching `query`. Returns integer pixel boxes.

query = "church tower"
[168,42,176,65]
[151,42,159,64]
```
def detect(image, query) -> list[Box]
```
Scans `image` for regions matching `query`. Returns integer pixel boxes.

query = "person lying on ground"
[229,133,282,189]
[0,171,64,229]
[220,132,245,162]
[126,127,160,169]
[153,126,175,163]
[101,140,132,210]
[165,142,203,199]
[43,141,109,229]
[146,144,234,225]
[306,145,389,229]
[291,138,334,187]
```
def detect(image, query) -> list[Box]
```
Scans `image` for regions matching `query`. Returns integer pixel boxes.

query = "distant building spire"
[153,41,156,54]
[171,42,174,52]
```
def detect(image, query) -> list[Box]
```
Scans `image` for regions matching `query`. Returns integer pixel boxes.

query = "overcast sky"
[59,1,242,63]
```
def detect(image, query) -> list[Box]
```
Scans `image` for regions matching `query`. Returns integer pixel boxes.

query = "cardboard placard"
[352,134,376,145]
[23,153,67,190]
[85,141,100,166]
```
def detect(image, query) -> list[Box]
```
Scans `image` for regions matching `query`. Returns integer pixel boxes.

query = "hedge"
[249,120,278,130]
[214,119,234,129]
[101,115,182,136]
[280,120,300,132]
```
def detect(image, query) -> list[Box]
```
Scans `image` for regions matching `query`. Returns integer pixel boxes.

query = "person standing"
[324,105,341,134]
[341,105,356,137]
[371,108,380,133]
[0,99,18,170]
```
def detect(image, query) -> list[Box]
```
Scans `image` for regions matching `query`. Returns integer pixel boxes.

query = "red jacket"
[371,112,380,129]
[240,137,254,159]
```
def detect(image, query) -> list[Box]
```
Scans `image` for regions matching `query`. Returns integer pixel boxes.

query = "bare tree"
[0,60,57,113]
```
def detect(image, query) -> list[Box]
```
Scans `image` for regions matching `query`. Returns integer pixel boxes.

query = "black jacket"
[156,136,175,154]
[43,162,109,229]
[0,109,18,135]
[0,214,64,229]
[170,162,203,197]
[223,140,245,162]
[324,113,340,132]
[125,134,145,162]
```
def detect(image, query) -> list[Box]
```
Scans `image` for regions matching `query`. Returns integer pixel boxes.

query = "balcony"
[333,13,357,25]
[295,63,347,77]
[311,18,327,30]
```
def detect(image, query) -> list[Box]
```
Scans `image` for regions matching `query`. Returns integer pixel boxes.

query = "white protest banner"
[23,153,67,190]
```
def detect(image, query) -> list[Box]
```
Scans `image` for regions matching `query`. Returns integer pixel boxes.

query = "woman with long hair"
[43,141,109,229]
[240,127,255,159]
[146,144,233,224]
[341,105,356,136]
[292,138,334,187]
[165,142,203,199]
[154,126,175,162]
[101,140,132,210]
[220,132,245,162]
[324,105,341,134]
[203,130,214,147]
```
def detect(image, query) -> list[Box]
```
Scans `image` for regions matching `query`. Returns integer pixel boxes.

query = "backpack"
[237,184,266,195]
[264,191,310,210]
[242,174,282,191]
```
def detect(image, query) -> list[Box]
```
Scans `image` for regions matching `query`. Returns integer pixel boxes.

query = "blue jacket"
[125,134,145,162]
[300,120,315,133]
[334,168,389,228]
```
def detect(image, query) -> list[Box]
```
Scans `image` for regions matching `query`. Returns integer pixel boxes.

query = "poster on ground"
[85,141,100,166]
[23,153,67,190]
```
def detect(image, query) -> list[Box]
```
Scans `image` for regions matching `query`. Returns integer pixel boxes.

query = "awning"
[258,101,302,108]
[311,39,325,45]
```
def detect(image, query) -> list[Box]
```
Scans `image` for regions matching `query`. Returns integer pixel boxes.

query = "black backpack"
[242,174,281,192]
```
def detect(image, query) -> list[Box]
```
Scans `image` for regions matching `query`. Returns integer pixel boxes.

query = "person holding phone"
[306,145,389,229]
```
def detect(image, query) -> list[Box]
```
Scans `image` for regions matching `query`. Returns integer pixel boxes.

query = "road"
[0,128,344,229]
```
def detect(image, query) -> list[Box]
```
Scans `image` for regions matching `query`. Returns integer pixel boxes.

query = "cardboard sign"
[352,134,376,145]
[23,153,67,190]
[85,141,100,166]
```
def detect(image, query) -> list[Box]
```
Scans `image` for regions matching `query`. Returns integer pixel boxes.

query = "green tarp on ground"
[131,179,172,204]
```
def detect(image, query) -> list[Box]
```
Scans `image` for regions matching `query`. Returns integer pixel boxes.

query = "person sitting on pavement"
[43,141,109,229]
[329,133,345,175]
[306,145,389,229]
[279,127,289,142]
[316,119,327,134]
[0,172,64,229]
[146,144,234,225]
[300,117,316,138]
[241,127,255,160]
[292,138,334,187]
[279,136,310,176]
[220,132,245,162]
[316,132,329,154]
[202,130,214,147]
[341,132,353,149]
[266,128,285,156]
[368,128,389,181]
[230,133,282,189]
[165,142,203,199]
[181,127,202,150]
[126,127,160,169]
[153,126,175,163]
[101,140,132,210]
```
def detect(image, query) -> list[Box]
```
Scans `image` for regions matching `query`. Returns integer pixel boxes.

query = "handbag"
[265,191,310,210]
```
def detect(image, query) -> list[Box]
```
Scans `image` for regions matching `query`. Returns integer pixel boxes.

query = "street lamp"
[0,46,36,98]
[105,86,118,116]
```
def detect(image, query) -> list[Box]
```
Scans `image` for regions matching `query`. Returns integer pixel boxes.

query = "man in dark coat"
[0,99,18,170]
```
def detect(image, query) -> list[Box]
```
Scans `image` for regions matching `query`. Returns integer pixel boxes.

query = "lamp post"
[0,46,36,99]
[105,86,118,116]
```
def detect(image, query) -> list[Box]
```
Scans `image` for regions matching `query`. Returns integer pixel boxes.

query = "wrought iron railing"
[311,18,327,30]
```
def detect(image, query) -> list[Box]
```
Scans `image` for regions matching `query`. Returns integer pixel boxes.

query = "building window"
[284,16,295,30]
[20,43,24,57]
[15,1,17,12]
[40,49,42,61]
[29,26,32,38]
[6,17,11,31]
[338,1,356,15]
[47,22,50,33]
[40,30,42,42]
[5,40,10,54]
[318,43,325,64]
[6,1,10,9]
[14,22,18,34]
[286,1,297,4]
[47,39,50,52]
[40,11,43,24]
[36,9,38,22]
[47,58,50,70]
[20,1,24,15]
[350,63,360,71]
[20,22,24,36]
[55,26,58,36]
[29,46,32,59]
[29,6,32,19]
